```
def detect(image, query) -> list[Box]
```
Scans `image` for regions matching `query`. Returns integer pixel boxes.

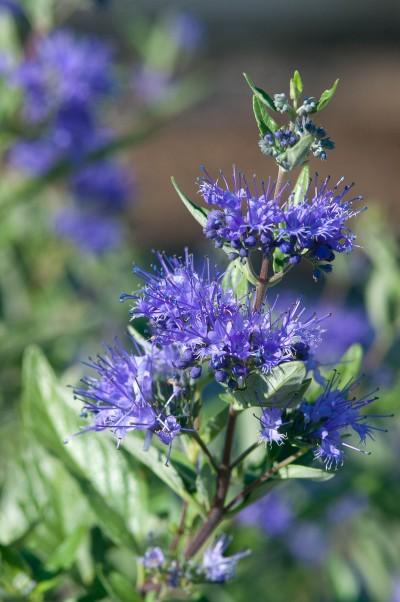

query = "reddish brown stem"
[224,449,306,513]
[169,500,188,553]
[253,167,286,311]
[184,408,237,558]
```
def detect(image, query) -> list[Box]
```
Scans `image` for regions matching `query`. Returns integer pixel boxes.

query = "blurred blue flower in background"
[288,522,327,565]
[238,491,294,536]
[166,11,204,51]
[391,577,400,602]
[53,208,122,254]
[202,535,250,583]
[12,29,113,123]
[6,28,134,253]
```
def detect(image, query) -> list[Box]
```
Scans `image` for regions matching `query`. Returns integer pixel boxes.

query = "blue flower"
[166,11,204,51]
[7,29,135,254]
[54,208,122,254]
[299,379,383,469]
[198,168,363,274]
[199,167,280,258]
[288,521,327,565]
[9,137,62,174]
[122,251,324,388]
[238,490,294,536]
[71,161,131,211]
[202,535,250,583]
[12,29,113,124]
[132,65,173,104]
[259,408,286,445]
[278,176,364,276]
[73,341,182,446]
[141,546,165,569]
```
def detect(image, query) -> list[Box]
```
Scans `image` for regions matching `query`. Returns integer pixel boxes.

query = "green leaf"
[127,324,152,352]
[97,567,141,602]
[317,78,339,111]
[45,525,88,572]
[201,389,229,443]
[123,435,202,511]
[229,362,308,410]
[289,70,303,108]
[272,247,289,275]
[22,346,144,550]
[306,343,364,402]
[293,70,303,94]
[279,464,333,481]
[277,134,313,171]
[252,95,270,136]
[222,258,249,299]
[332,343,363,388]
[292,163,310,205]
[243,73,276,112]
[252,95,278,134]
[171,177,208,228]
[196,463,215,510]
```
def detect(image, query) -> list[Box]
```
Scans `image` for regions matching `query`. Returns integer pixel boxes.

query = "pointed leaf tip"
[317,78,340,111]
[171,177,209,228]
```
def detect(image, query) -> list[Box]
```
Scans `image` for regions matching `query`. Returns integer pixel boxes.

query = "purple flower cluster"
[8,29,132,253]
[299,379,382,469]
[200,168,279,258]
[199,168,363,278]
[258,115,335,165]
[140,535,249,585]
[122,251,324,389]
[259,127,300,158]
[74,341,183,448]
[12,30,113,124]
[141,546,165,569]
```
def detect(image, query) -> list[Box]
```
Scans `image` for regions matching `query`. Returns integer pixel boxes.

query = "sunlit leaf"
[317,78,339,111]
[228,362,308,410]
[22,346,145,550]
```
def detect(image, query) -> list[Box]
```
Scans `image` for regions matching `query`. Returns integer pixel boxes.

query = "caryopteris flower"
[298,378,384,469]
[199,167,280,258]
[12,29,113,123]
[238,491,294,536]
[123,251,324,388]
[278,176,364,279]
[201,535,250,583]
[74,341,182,447]
[54,208,122,254]
[199,167,364,278]
[71,161,131,211]
[259,408,286,445]
[141,547,165,569]
[7,28,134,254]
